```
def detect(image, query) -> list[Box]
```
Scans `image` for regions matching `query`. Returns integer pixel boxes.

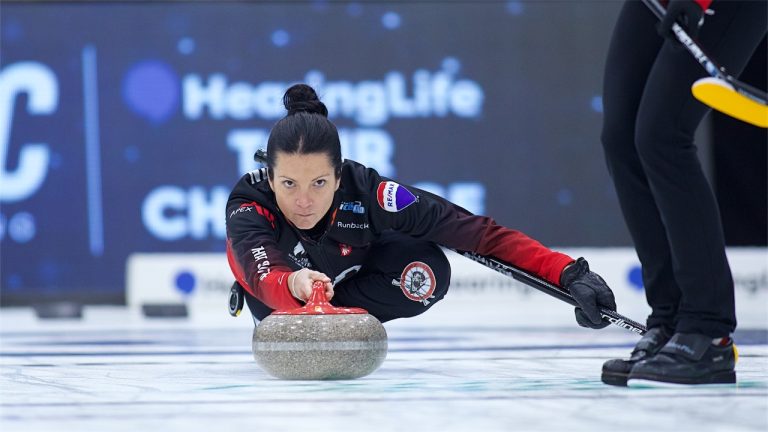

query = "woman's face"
[269,151,340,230]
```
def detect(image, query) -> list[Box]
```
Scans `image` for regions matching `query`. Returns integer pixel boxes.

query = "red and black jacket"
[226,159,574,310]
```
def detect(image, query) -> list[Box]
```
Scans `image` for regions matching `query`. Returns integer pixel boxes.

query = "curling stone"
[252,281,388,380]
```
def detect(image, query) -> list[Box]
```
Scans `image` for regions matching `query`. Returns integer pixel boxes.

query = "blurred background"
[1,0,765,311]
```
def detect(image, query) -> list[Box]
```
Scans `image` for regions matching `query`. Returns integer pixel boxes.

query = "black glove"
[658,0,706,41]
[560,257,617,329]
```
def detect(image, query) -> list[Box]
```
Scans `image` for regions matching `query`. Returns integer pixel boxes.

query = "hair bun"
[283,84,328,117]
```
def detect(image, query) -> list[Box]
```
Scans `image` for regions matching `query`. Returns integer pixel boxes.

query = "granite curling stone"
[252,281,388,380]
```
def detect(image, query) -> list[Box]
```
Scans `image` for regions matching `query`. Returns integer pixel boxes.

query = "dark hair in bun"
[262,84,341,180]
[283,84,329,117]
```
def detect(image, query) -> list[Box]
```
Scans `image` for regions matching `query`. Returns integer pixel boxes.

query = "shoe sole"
[601,371,628,387]
[627,370,736,387]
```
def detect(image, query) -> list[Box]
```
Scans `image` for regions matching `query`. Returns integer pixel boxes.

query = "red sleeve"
[476,224,574,286]
[226,241,301,310]
[367,170,574,286]
[225,187,301,311]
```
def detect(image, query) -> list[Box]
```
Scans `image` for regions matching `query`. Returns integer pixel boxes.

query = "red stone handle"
[272,280,369,315]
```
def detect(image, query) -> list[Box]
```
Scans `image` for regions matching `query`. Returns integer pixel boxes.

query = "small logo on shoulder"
[229,202,276,229]
[377,181,417,212]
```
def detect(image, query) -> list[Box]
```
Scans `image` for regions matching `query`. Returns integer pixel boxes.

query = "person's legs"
[601,0,679,333]
[600,1,678,387]
[627,0,766,385]
[633,0,765,338]
[331,232,451,323]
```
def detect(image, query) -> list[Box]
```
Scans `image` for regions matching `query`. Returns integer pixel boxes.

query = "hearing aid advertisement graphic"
[0,1,664,303]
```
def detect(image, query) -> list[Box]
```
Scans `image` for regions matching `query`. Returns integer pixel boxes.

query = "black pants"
[245,233,451,323]
[601,1,766,337]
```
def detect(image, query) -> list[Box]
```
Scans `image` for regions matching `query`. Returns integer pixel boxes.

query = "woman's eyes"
[281,179,326,188]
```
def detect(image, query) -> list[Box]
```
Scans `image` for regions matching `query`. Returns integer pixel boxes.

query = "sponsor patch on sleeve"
[376,181,417,212]
[229,202,276,229]
[392,261,436,306]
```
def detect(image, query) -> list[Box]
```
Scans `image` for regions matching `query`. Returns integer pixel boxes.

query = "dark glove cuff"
[560,257,589,287]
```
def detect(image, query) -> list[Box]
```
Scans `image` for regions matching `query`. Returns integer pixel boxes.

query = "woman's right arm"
[225,198,301,310]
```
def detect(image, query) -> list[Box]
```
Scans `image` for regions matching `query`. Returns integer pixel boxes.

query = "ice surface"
[1,307,766,432]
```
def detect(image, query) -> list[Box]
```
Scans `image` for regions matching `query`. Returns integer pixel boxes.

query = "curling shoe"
[601,326,671,386]
[627,333,736,386]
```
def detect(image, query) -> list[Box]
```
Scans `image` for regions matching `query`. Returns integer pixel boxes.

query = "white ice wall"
[127,248,768,329]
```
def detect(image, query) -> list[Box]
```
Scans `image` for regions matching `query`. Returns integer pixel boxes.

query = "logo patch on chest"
[288,241,312,268]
